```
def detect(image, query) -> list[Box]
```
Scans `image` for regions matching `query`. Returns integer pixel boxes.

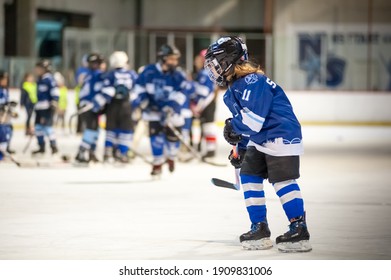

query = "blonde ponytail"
[234,61,264,77]
[226,61,264,83]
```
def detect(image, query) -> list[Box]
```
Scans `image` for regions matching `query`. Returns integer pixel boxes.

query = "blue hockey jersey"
[78,69,104,110]
[224,73,303,156]
[133,63,188,120]
[96,68,138,109]
[35,73,59,111]
[0,87,9,106]
[192,69,215,111]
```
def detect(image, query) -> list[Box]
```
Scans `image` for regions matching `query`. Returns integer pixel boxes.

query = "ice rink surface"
[0,125,391,260]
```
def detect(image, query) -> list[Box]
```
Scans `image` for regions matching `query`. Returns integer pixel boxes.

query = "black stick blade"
[211,178,240,190]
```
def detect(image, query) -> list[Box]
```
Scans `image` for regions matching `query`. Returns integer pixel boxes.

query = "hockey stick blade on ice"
[211,177,240,190]
[166,122,226,167]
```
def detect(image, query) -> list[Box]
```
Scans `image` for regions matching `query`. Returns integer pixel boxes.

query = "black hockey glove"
[223,118,242,145]
[228,149,246,169]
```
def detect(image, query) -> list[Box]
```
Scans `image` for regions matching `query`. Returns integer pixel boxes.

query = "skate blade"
[277,240,312,253]
[241,238,273,250]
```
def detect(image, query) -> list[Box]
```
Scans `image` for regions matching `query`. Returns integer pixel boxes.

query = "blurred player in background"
[31,60,59,156]
[75,53,105,164]
[74,54,89,133]
[132,44,188,176]
[54,72,68,132]
[97,51,138,164]
[205,36,311,253]
[20,73,37,136]
[0,70,18,161]
[177,67,195,162]
[191,49,217,159]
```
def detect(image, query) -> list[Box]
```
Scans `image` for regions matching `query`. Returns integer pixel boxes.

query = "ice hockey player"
[0,70,18,161]
[31,60,59,156]
[74,54,89,134]
[191,49,217,159]
[20,72,37,135]
[98,51,138,164]
[74,53,105,164]
[204,36,312,253]
[133,44,188,176]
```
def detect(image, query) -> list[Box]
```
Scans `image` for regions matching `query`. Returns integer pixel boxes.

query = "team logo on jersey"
[245,73,258,85]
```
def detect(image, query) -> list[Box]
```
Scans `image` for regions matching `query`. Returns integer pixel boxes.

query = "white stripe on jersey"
[102,86,115,97]
[50,87,59,98]
[240,107,265,132]
[195,83,210,97]
[168,91,186,106]
[34,100,50,110]
[94,94,106,107]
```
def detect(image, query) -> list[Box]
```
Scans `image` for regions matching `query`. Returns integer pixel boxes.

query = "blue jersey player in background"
[99,51,138,163]
[75,53,105,164]
[133,44,188,176]
[0,70,18,161]
[204,36,312,253]
[31,60,59,156]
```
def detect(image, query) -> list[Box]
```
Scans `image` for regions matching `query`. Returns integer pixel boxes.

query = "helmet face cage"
[204,57,225,86]
[204,36,248,86]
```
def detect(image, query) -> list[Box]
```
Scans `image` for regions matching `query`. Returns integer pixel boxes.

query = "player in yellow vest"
[20,73,37,135]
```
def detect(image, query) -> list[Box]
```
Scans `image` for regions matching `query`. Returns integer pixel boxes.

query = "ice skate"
[74,149,89,166]
[117,154,130,164]
[151,164,162,178]
[240,222,273,250]
[276,215,312,253]
[166,158,175,172]
[89,151,99,163]
[50,145,58,155]
[31,145,45,157]
[103,147,114,164]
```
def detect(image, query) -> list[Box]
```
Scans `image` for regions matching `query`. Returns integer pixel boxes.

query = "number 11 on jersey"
[242,89,251,101]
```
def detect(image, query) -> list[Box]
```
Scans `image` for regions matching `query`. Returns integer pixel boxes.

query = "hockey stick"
[210,146,241,190]
[22,134,34,154]
[68,103,94,134]
[128,147,153,165]
[166,121,226,167]
[231,146,241,189]
[4,152,21,167]
[211,177,240,190]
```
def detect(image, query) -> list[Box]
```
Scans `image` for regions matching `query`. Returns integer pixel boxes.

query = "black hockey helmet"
[204,36,248,86]
[157,44,181,62]
[87,52,104,68]
[35,59,53,73]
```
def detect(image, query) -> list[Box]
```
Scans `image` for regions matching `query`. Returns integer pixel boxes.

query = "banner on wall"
[287,24,391,91]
